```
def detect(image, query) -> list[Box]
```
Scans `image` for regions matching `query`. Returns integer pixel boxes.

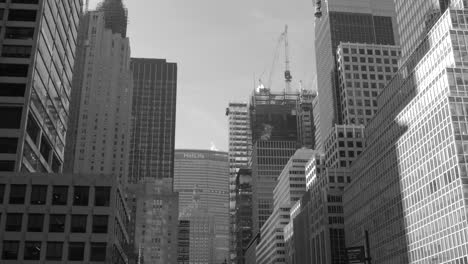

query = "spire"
[97,0,128,37]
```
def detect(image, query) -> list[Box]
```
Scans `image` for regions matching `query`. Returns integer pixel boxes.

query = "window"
[26,114,39,141]
[0,184,4,203]
[68,242,85,261]
[92,215,108,233]
[90,242,107,261]
[0,138,17,153]
[46,242,63,261]
[0,107,22,128]
[94,187,110,206]
[27,214,44,232]
[30,185,47,205]
[24,241,41,260]
[0,83,25,97]
[71,215,87,233]
[52,186,68,205]
[49,214,65,233]
[2,241,19,260]
[11,0,39,3]
[73,186,89,206]
[2,45,32,58]
[5,27,35,40]
[0,161,15,171]
[6,213,22,231]
[0,63,29,77]
[8,9,37,21]
[39,138,51,161]
[9,184,26,204]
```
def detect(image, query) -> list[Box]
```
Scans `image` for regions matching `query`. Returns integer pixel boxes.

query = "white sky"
[88,0,316,151]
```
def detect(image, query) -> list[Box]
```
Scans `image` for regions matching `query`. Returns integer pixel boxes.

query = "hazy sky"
[89,0,316,152]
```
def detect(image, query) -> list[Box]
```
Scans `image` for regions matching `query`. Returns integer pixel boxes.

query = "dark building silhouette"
[128,58,177,183]
[235,168,253,264]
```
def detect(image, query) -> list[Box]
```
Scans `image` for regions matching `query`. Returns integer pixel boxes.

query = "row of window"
[2,240,106,261]
[2,213,108,233]
[0,184,111,206]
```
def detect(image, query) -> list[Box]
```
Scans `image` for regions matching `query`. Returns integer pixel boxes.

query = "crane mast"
[283,25,292,93]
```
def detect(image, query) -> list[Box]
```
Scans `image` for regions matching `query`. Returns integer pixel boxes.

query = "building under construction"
[96,0,128,37]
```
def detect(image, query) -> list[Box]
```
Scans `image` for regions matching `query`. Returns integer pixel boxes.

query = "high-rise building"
[344,3,468,263]
[296,89,316,149]
[128,58,177,183]
[64,7,132,186]
[235,168,253,264]
[226,102,251,263]
[0,172,131,263]
[96,0,128,38]
[313,0,398,149]
[126,178,179,264]
[249,88,300,236]
[0,0,82,173]
[174,149,230,263]
[255,148,313,264]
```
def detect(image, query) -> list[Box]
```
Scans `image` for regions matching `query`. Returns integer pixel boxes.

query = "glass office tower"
[0,0,82,173]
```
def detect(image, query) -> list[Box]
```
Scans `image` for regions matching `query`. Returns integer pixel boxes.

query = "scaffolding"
[96,0,128,37]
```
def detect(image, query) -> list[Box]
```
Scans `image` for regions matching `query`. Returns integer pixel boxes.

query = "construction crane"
[260,25,293,93]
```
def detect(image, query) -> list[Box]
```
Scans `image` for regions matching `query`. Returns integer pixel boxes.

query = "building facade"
[0,0,82,173]
[0,172,130,263]
[126,178,179,264]
[297,89,316,149]
[64,7,132,186]
[313,0,397,149]
[226,102,251,263]
[128,58,177,183]
[344,4,468,263]
[174,149,230,263]
[235,168,253,264]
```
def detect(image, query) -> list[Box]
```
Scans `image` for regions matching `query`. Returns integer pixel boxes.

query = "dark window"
[46,242,62,261]
[0,106,22,129]
[0,138,17,153]
[51,154,61,173]
[6,213,22,231]
[2,241,19,260]
[49,214,65,232]
[0,63,29,77]
[90,242,107,261]
[0,9,3,20]
[0,83,26,97]
[39,137,51,161]
[9,184,26,204]
[5,27,35,40]
[73,186,89,206]
[68,242,85,261]
[8,9,37,22]
[52,185,68,205]
[94,187,110,206]
[11,0,39,3]
[0,161,15,171]
[92,215,108,233]
[26,115,40,142]
[30,185,47,205]
[27,214,44,232]
[0,184,4,203]
[23,241,41,260]
[2,45,32,58]
[70,215,87,233]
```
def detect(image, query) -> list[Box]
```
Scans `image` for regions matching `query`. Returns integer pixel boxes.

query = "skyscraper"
[344,3,468,263]
[226,101,251,262]
[313,0,398,150]
[64,5,132,186]
[174,149,230,263]
[128,58,177,183]
[0,0,82,173]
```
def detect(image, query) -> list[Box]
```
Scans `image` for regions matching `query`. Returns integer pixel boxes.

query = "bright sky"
[88,0,316,151]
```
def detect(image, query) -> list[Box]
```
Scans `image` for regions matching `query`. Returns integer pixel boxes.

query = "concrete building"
[174,149,230,263]
[249,88,300,236]
[255,149,313,264]
[312,0,398,150]
[235,168,253,264]
[0,0,82,173]
[344,2,468,264]
[226,102,251,262]
[64,7,132,186]
[336,43,400,126]
[324,125,365,169]
[0,172,130,263]
[126,178,179,264]
[128,58,177,183]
